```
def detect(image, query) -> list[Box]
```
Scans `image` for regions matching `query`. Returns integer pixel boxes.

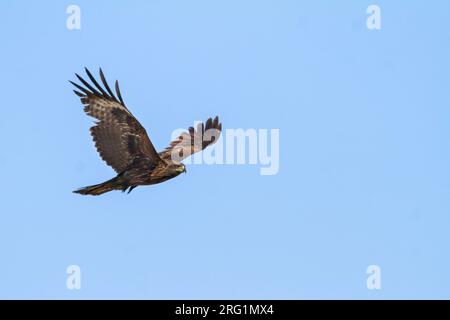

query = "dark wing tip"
[73,90,84,97]
[85,67,109,97]
[69,80,91,95]
[99,68,117,100]
[75,73,101,95]
[205,117,213,130]
[115,80,125,105]
[212,116,219,128]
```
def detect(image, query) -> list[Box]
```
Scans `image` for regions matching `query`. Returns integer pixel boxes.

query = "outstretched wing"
[71,68,162,173]
[159,116,222,162]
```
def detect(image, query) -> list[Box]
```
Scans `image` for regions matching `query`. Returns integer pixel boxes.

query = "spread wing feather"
[159,116,222,162]
[71,68,161,173]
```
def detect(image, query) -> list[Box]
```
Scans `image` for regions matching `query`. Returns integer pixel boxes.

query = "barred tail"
[73,177,124,196]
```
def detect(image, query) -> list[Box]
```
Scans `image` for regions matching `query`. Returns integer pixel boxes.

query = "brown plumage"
[71,68,222,195]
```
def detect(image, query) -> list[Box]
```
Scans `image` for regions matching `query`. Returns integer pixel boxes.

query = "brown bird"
[71,68,222,196]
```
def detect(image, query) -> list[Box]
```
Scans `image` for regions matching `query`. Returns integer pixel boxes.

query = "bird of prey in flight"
[71,68,222,196]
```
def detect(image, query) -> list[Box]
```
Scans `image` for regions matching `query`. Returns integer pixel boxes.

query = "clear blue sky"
[0,0,449,299]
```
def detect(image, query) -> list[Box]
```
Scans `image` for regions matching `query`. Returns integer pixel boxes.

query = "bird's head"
[172,163,186,175]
